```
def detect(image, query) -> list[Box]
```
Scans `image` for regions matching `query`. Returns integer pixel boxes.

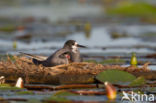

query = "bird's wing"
[19,52,47,61]
[54,49,70,57]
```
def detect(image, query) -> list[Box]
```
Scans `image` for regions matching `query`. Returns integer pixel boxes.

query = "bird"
[20,40,86,67]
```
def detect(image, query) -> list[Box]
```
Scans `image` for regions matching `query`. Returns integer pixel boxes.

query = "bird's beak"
[77,44,87,48]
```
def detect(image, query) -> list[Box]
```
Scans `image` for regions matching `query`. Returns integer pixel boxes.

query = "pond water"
[1,25,156,54]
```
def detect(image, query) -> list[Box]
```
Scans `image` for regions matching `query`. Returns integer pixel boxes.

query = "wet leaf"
[16,91,33,95]
[46,90,76,102]
[129,76,146,86]
[46,96,70,102]
[54,90,77,96]
[96,70,136,84]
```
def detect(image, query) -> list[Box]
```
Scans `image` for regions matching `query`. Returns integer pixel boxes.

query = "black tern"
[21,40,86,67]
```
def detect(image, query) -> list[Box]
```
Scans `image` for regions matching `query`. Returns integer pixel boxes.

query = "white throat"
[72,45,78,53]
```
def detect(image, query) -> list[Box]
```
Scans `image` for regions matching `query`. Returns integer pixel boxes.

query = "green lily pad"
[16,91,33,95]
[129,76,146,87]
[46,96,70,102]
[45,90,75,102]
[96,70,136,84]
[54,90,77,96]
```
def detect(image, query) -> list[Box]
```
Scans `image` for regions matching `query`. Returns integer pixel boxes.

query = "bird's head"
[63,40,86,51]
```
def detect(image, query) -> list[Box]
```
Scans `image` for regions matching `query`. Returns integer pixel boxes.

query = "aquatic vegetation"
[45,96,71,102]
[142,32,156,37]
[96,70,136,84]
[84,22,92,39]
[130,52,138,66]
[129,76,146,87]
[12,41,17,50]
[16,91,33,95]
[0,56,150,85]
[96,70,147,88]
[0,57,154,103]
[0,25,16,32]
[27,99,42,103]
[15,77,24,88]
[0,56,153,102]
[54,90,77,96]
[0,1,156,102]
[104,82,117,100]
[107,2,156,17]
[110,32,129,39]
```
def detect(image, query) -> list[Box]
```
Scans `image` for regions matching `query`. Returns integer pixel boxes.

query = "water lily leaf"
[54,90,77,96]
[129,76,146,87]
[96,70,136,84]
[46,96,70,102]
[16,91,33,95]
[46,90,76,102]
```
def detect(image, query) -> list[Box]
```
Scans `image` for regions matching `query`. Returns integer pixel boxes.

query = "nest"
[0,56,150,84]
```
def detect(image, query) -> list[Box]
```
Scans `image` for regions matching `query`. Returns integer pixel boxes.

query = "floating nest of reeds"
[0,56,153,84]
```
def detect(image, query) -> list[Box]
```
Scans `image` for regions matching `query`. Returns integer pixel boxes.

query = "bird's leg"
[65,54,71,64]
[65,54,70,59]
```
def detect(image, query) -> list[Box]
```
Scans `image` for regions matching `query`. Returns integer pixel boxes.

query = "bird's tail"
[32,58,43,65]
